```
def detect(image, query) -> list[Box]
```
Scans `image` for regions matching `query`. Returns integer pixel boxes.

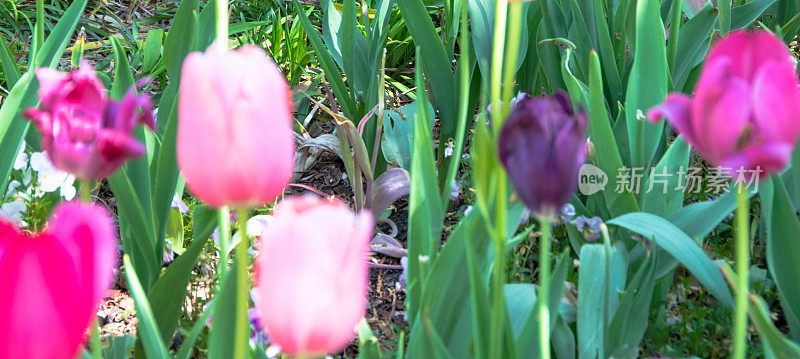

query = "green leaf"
[0,37,20,87]
[395,0,457,139]
[608,212,735,308]
[356,319,383,359]
[163,0,199,79]
[165,209,185,255]
[576,242,626,359]
[32,0,86,68]
[407,53,444,323]
[640,137,690,216]
[0,72,34,193]
[720,263,800,358]
[142,29,164,74]
[110,37,135,99]
[381,102,434,170]
[625,0,668,169]
[292,0,357,118]
[108,170,158,289]
[761,176,800,340]
[147,224,211,343]
[152,92,181,254]
[669,186,754,241]
[208,260,239,359]
[587,51,639,217]
[606,252,656,358]
[122,256,170,359]
[731,0,779,29]
[671,4,716,91]
[174,303,213,359]
[517,250,572,358]
[104,335,136,359]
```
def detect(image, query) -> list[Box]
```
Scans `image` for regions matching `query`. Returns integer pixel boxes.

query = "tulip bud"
[498,92,587,217]
[0,202,116,359]
[22,62,154,180]
[254,195,373,357]
[177,46,295,208]
[648,31,800,176]
[586,138,596,162]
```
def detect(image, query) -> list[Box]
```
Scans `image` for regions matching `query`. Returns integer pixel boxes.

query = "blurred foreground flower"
[177,46,294,208]
[254,196,372,357]
[0,202,116,359]
[23,61,154,180]
[648,30,800,176]
[498,92,587,217]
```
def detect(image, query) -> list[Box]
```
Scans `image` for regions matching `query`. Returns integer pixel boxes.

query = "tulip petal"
[647,93,696,144]
[255,196,370,357]
[751,60,800,145]
[0,202,115,359]
[48,202,117,301]
[177,46,294,208]
[691,57,752,165]
[707,30,795,80]
[34,68,71,108]
[720,143,793,177]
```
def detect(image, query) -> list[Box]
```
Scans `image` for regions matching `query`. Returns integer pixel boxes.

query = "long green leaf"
[396,0,457,139]
[625,0,668,169]
[762,176,800,340]
[122,256,170,359]
[587,51,639,217]
[608,212,734,308]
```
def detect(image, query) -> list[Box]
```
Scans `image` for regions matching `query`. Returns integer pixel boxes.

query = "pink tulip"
[254,196,372,356]
[23,61,154,180]
[648,31,800,176]
[0,202,116,359]
[176,45,295,208]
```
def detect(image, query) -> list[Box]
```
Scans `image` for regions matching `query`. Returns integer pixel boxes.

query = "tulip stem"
[489,0,508,138]
[733,183,749,359]
[91,318,102,359]
[538,217,552,359]
[217,206,232,282]
[233,207,251,359]
[79,180,91,202]
[215,0,228,51]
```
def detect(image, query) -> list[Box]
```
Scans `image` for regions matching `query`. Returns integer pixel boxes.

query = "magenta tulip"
[0,202,116,359]
[254,195,372,356]
[22,61,154,180]
[648,31,800,176]
[176,46,295,208]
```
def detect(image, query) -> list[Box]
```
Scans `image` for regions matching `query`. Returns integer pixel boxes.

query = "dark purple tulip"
[498,92,587,217]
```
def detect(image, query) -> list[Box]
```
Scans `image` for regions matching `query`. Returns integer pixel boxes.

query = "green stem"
[489,178,508,358]
[733,183,749,359]
[500,0,523,121]
[217,206,232,285]
[91,318,102,359]
[79,180,91,202]
[538,217,552,359]
[489,0,508,138]
[233,208,251,359]
[215,0,228,51]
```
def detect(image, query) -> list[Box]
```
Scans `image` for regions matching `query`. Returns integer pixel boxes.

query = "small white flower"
[444,142,454,158]
[13,140,27,170]
[4,180,21,200]
[0,200,27,226]
[246,215,273,238]
[171,193,190,214]
[464,205,473,216]
[30,152,76,200]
